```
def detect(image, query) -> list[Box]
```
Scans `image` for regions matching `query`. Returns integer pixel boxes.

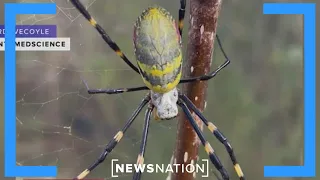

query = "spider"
[71,0,245,180]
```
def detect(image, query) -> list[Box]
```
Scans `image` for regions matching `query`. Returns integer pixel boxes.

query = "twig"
[172,0,223,180]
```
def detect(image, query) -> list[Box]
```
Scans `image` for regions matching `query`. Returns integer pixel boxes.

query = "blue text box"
[4,3,57,177]
[263,3,316,178]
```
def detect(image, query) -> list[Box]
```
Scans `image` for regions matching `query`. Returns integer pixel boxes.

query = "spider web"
[12,0,306,178]
[15,0,181,179]
[14,0,257,179]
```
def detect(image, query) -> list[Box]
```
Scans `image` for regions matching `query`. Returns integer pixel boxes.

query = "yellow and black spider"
[71,0,245,180]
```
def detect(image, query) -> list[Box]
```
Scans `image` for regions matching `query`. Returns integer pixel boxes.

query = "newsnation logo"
[0,25,70,51]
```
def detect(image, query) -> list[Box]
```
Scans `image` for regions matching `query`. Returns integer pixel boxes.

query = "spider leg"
[179,94,245,180]
[73,96,150,180]
[81,77,149,94]
[87,86,149,95]
[177,100,229,180]
[70,0,140,74]
[178,0,186,37]
[132,104,154,180]
[179,35,230,83]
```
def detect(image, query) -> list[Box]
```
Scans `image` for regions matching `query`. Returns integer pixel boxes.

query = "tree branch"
[173,0,223,179]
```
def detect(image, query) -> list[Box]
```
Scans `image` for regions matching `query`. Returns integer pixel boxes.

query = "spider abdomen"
[134,6,182,93]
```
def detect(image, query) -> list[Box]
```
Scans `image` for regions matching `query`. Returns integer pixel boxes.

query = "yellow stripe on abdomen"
[142,70,182,93]
[137,53,181,77]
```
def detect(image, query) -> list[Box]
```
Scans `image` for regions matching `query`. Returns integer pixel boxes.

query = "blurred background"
[0,0,314,179]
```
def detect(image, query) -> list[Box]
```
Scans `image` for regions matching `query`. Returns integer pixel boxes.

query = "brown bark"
[172,0,222,180]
